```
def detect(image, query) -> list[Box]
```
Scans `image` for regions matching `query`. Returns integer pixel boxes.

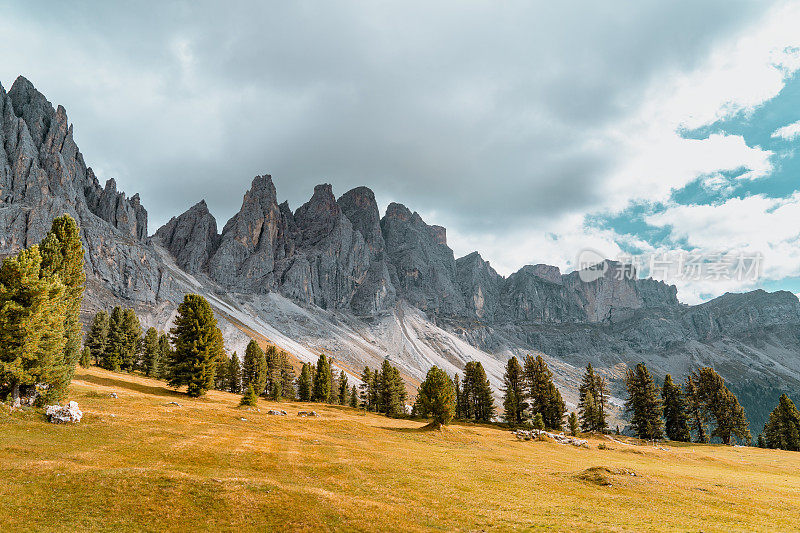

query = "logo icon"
[577,249,607,282]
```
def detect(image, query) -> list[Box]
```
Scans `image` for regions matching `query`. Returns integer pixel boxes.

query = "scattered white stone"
[267,409,288,416]
[45,401,83,424]
[513,429,588,447]
[165,402,182,407]
[240,417,248,421]
[110,393,118,399]
[297,411,319,417]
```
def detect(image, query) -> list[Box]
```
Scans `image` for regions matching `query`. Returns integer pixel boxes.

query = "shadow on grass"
[74,372,183,398]
[380,422,444,433]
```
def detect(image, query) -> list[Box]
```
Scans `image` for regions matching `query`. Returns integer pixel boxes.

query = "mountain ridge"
[2,75,798,433]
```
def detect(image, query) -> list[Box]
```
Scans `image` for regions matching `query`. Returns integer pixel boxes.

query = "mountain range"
[2,75,798,433]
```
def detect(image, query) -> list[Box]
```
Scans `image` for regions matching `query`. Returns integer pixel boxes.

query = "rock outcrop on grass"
[513,429,587,447]
[45,401,83,423]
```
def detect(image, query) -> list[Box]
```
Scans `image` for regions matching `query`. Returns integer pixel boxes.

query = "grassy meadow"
[2,367,800,532]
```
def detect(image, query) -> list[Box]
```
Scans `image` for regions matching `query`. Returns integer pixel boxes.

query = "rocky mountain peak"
[294,183,341,245]
[154,199,219,274]
[7,75,55,149]
[338,186,384,256]
[518,264,563,285]
[384,202,413,222]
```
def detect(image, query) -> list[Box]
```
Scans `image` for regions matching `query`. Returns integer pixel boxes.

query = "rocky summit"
[2,76,799,432]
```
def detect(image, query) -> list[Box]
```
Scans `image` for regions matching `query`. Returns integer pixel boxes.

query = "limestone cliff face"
[381,202,466,317]
[0,76,182,314]
[153,200,219,274]
[338,186,396,314]
[206,175,284,292]
[562,260,679,323]
[455,252,501,321]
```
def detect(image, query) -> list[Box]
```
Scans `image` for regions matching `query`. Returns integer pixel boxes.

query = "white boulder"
[45,401,83,424]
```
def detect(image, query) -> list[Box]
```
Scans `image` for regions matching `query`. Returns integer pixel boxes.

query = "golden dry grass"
[2,367,800,532]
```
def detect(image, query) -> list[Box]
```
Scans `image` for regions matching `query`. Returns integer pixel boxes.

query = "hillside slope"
[1,368,799,532]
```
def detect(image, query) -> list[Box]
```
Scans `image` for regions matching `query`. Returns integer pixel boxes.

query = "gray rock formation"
[338,186,395,314]
[381,202,466,317]
[0,76,190,317]
[154,200,219,274]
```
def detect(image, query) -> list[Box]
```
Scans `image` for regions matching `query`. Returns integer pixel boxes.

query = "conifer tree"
[369,370,380,411]
[338,370,349,405]
[454,374,463,419]
[502,356,526,425]
[298,363,313,401]
[523,355,565,430]
[215,352,231,391]
[568,411,579,436]
[142,327,160,377]
[532,412,545,431]
[378,360,407,416]
[349,385,358,408]
[692,367,750,445]
[415,366,456,426]
[120,308,142,371]
[79,346,91,368]
[279,352,296,400]
[167,294,224,397]
[38,215,85,402]
[462,361,494,422]
[242,340,267,396]
[227,353,242,394]
[86,310,110,366]
[624,363,663,440]
[359,367,372,409]
[157,333,172,379]
[757,433,766,448]
[265,346,290,400]
[683,376,708,443]
[104,306,125,371]
[240,384,258,407]
[763,394,800,451]
[578,363,607,432]
[662,374,690,442]
[0,245,66,406]
[313,353,333,402]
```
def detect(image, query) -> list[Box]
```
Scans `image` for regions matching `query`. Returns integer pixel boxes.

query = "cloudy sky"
[3,0,800,303]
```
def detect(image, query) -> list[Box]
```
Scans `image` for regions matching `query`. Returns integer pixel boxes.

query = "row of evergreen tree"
[84,308,172,377]
[625,363,751,445]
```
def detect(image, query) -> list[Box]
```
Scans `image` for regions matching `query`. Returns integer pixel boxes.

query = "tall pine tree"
[167,294,224,397]
[624,363,663,440]
[227,352,242,394]
[313,353,333,402]
[141,327,161,377]
[763,394,800,451]
[0,245,66,406]
[242,340,267,396]
[578,363,607,432]
[502,356,526,425]
[414,366,455,426]
[662,374,690,442]
[38,215,85,402]
[692,367,750,445]
[523,355,565,430]
[86,311,109,366]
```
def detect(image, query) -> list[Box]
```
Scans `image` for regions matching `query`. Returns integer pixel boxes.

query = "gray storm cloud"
[0,0,772,240]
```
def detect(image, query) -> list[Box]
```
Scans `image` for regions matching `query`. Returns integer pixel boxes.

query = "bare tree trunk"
[10,382,20,409]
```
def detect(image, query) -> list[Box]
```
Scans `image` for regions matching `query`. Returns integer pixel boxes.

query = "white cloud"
[644,193,800,302]
[772,120,800,140]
